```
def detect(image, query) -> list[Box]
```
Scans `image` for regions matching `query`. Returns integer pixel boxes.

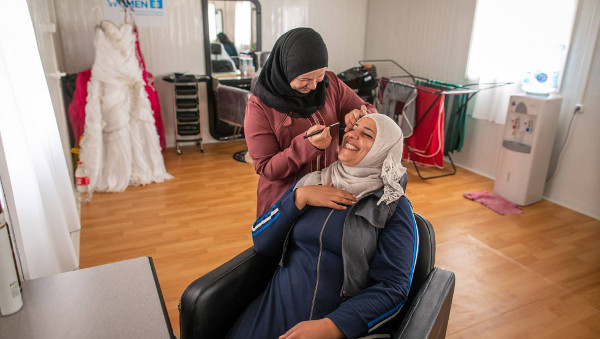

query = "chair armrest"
[179,247,279,339]
[395,268,456,339]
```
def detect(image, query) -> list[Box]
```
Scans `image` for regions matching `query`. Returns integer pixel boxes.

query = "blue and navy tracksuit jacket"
[226,184,418,339]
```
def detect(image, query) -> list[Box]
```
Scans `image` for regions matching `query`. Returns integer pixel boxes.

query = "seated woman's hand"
[279,318,344,339]
[344,104,368,132]
[305,124,333,150]
[295,184,357,210]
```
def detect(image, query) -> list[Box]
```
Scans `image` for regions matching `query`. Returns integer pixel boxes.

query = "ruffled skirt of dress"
[80,21,172,192]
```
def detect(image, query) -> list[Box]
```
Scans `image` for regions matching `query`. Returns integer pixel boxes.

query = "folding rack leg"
[405,89,477,180]
[405,147,457,180]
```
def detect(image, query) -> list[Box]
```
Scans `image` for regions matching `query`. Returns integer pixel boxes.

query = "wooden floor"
[80,140,600,338]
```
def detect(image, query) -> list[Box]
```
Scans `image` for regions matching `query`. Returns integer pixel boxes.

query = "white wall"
[260,0,369,74]
[365,0,600,219]
[544,30,600,218]
[542,0,600,218]
[27,0,74,179]
[364,0,476,81]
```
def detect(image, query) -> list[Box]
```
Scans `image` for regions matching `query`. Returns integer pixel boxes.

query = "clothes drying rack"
[359,59,511,180]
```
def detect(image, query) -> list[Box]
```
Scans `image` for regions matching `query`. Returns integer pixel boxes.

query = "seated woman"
[217,32,238,57]
[226,114,418,339]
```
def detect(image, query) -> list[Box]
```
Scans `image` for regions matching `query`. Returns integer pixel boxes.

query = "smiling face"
[338,117,377,166]
[289,67,327,94]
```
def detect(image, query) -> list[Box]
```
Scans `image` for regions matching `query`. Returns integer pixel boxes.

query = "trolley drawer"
[174,84,198,96]
[177,110,199,122]
[177,123,200,136]
[175,97,198,109]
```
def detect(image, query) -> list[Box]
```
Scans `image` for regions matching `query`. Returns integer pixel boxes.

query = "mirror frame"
[201,0,262,76]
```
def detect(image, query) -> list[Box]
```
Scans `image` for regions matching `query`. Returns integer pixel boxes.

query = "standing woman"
[246,27,377,216]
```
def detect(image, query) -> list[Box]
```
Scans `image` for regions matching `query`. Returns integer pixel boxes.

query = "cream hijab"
[295,114,406,205]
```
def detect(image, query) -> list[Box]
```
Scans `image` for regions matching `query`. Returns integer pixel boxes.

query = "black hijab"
[252,27,329,117]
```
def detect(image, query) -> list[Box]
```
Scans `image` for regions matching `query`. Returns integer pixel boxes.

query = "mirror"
[202,0,262,76]
[201,0,262,140]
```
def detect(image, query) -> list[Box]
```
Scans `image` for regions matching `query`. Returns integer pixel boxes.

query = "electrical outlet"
[575,103,584,113]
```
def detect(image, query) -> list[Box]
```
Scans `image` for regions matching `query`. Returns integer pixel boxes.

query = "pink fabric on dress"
[463,191,523,215]
[68,69,91,146]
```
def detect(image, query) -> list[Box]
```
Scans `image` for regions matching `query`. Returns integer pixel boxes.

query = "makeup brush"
[303,122,341,139]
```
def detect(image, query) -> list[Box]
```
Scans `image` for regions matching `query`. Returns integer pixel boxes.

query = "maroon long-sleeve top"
[244,71,377,216]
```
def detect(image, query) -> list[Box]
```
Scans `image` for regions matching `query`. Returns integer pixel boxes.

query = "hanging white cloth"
[80,21,172,192]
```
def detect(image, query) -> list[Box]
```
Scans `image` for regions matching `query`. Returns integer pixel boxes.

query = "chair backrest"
[390,212,436,330]
[212,59,235,73]
[258,51,270,68]
[250,69,260,92]
[216,84,251,127]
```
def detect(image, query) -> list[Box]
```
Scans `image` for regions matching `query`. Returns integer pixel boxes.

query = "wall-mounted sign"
[102,0,168,27]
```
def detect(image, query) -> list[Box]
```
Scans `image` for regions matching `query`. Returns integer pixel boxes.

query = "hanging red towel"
[402,85,445,168]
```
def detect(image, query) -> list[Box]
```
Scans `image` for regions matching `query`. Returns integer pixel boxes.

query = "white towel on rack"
[80,21,172,192]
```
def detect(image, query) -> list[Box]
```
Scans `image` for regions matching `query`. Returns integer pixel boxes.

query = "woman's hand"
[306,124,333,150]
[344,104,369,132]
[295,184,357,210]
[279,318,344,339]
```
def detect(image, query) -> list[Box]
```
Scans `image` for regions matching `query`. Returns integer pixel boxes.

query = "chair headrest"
[211,43,222,55]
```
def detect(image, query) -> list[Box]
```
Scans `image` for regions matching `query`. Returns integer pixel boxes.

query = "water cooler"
[493,95,562,206]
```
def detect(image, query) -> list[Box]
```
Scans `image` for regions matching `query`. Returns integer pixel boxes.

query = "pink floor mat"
[463,191,523,215]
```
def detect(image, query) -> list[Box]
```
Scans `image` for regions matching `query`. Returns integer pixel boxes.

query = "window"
[234,1,252,51]
[208,3,222,43]
[467,0,578,123]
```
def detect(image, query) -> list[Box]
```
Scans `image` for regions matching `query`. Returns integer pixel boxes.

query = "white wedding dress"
[80,21,172,192]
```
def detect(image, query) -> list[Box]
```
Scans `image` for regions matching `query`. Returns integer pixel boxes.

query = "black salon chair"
[212,78,251,140]
[211,78,251,162]
[211,43,236,73]
[179,191,455,339]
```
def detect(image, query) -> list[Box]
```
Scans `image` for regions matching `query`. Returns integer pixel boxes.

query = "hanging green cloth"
[444,93,469,155]
[415,79,469,155]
